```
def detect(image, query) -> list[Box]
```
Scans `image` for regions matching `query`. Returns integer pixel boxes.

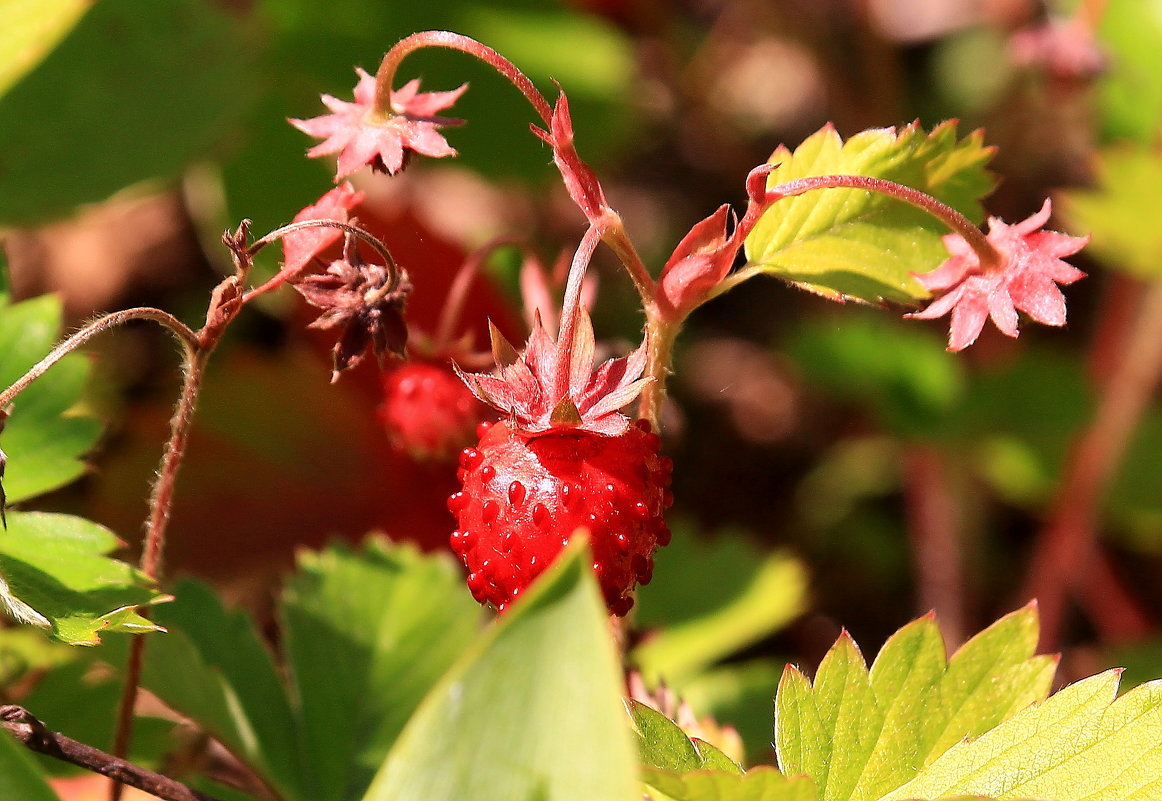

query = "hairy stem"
[0,309,197,412]
[639,310,679,430]
[600,215,657,307]
[242,219,400,304]
[373,30,553,126]
[765,174,1000,270]
[1021,278,1162,650]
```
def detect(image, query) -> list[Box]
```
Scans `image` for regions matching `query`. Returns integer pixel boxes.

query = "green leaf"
[143,580,301,801]
[628,699,743,775]
[362,539,638,801]
[880,670,1162,801]
[281,538,481,801]
[743,122,994,304]
[786,311,965,439]
[0,512,163,645]
[1096,0,1162,144]
[141,538,485,801]
[634,523,806,684]
[643,767,817,801]
[1058,146,1162,280]
[0,0,88,97]
[0,724,57,801]
[776,606,1055,801]
[0,0,260,224]
[0,296,102,504]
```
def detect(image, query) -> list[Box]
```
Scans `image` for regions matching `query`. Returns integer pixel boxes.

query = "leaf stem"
[765,174,1001,271]
[242,219,400,303]
[372,31,553,126]
[0,309,197,412]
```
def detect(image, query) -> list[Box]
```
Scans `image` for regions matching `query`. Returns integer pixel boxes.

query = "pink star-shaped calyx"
[908,199,1088,351]
[290,68,467,181]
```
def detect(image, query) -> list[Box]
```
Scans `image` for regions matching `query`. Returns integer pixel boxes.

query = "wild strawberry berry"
[452,301,670,615]
[449,418,672,614]
[380,362,485,460]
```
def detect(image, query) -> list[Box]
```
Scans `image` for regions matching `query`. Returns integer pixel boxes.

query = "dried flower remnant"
[281,183,365,271]
[290,68,466,180]
[293,233,413,379]
[908,200,1088,351]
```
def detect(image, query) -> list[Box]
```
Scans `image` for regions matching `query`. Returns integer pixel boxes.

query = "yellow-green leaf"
[776,607,1054,801]
[880,671,1162,801]
[743,122,994,304]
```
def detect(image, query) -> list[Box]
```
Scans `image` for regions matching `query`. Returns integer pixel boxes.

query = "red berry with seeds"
[452,303,670,615]
[449,418,672,614]
[380,362,485,460]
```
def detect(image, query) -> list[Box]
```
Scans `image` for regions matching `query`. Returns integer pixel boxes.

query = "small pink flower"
[282,183,364,271]
[290,68,466,181]
[908,200,1088,351]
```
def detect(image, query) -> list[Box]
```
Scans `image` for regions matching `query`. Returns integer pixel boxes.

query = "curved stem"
[0,309,197,412]
[553,226,604,403]
[599,215,657,307]
[373,31,552,126]
[242,220,400,304]
[767,175,1001,271]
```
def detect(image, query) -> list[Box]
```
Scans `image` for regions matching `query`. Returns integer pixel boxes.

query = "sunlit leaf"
[776,606,1055,801]
[643,766,817,801]
[144,580,301,801]
[743,122,994,304]
[0,0,87,97]
[362,539,638,801]
[0,513,163,645]
[880,671,1162,800]
[628,699,743,775]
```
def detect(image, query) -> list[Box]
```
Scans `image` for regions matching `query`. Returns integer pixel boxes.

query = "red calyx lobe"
[449,418,673,615]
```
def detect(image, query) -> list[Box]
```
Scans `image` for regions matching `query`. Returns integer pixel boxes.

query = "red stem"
[553,225,604,403]
[373,31,553,126]
[242,220,400,304]
[766,175,1001,271]
[1021,278,1162,651]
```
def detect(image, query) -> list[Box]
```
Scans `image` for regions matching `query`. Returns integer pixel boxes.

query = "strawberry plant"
[5,3,1162,801]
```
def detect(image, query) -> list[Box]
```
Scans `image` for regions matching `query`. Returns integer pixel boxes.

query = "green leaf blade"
[643,766,818,801]
[0,720,57,801]
[145,580,301,801]
[0,0,261,224]
[878,671,1162,801]
[744,123,995,305]
[362,539,638,801]
[0,296,102,503]
[0,512,163,645]
[281,538,481,801]
[776,608,1055,801]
